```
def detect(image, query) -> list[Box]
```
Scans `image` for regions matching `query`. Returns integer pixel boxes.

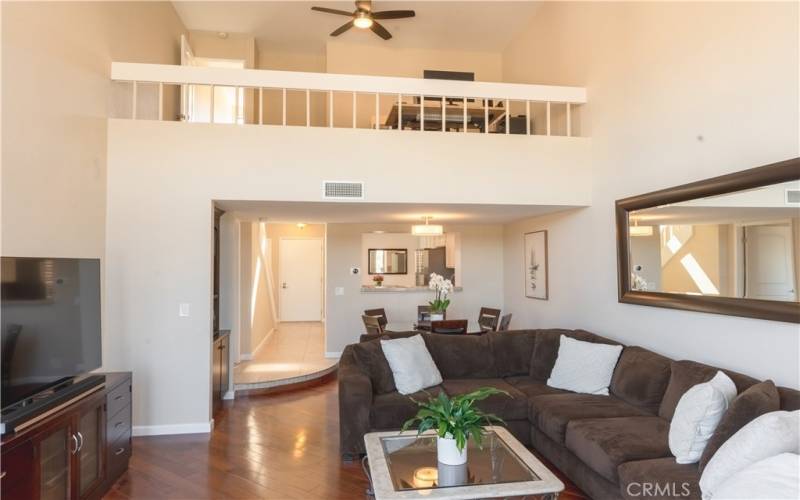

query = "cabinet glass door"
[77,401,105,498]
[38,424,71,500]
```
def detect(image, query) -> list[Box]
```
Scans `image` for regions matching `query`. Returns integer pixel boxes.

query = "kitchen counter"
[360,285,463,293]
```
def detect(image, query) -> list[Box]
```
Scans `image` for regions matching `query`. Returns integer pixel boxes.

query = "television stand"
[0,372,132,499]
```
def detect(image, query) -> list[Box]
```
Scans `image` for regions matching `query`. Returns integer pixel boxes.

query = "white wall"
[501,1,800,388]
[327,223,504,354]
[1,2,185,259]
[105,120,589,429]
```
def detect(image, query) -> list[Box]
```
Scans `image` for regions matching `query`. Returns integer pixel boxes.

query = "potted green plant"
[401,387,508,465]
[428,273,453,321]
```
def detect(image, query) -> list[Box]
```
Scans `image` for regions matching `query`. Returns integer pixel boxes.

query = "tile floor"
[233,321,337,391]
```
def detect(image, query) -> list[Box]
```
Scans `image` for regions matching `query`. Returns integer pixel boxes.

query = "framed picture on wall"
[524,230,548,300]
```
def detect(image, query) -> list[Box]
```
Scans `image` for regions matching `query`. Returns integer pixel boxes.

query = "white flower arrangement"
[428,273,453,313]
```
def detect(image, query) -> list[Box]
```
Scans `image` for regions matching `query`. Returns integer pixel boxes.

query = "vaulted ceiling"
[172,1,541,53]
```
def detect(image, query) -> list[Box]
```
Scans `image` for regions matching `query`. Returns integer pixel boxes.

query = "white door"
[744,224,797,301]
[279,239,324,321]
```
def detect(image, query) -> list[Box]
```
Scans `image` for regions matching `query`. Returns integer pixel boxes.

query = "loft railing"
[110,62,587,137]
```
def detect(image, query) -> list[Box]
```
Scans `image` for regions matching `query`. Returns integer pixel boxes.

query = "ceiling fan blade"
[331,21,355,36]
[370,20,392,40]
[311,6,354,16]
[371,10,415,20]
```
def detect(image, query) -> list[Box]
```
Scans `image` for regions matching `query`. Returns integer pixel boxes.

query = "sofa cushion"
[488,330,537,377]
[423,333,497,379]
[566,416,671,483]
[530,329,622,381]
[778,386,800,411]
[529,393,649,444]
[441,379,528,421]
[610,346,672,414]
[547,336,623,395]
[659,360,759,421]
[351,336,396,394]
[698,380,780,473]
[505,375,568,398]
[360,331,417,343]
[369,385,446,430]
[618,458,701,500]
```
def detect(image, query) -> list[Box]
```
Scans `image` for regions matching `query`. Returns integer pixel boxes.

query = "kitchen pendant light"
[412,216,443,236]
[630,219,653,237]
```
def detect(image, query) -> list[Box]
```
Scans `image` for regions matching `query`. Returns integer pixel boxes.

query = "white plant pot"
[430,313,445,321]
[437,436,467,465]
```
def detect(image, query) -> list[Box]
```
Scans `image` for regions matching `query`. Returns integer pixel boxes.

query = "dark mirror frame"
[367,248,409,275]
[616,157,800,324]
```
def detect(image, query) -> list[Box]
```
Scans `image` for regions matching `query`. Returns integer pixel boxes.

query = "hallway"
[233,322,337,391]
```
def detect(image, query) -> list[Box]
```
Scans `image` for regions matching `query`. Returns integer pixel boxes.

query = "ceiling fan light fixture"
[353,12,373,29]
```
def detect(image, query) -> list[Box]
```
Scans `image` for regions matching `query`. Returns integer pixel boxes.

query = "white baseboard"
[223,390,235,400]
[325,351,342,359]
[240,353,253,361]
[132,421,212,437]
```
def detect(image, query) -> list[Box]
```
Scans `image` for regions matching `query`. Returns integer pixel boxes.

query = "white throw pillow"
[546,335,623,395]
[380,335,442,395]
[669,371,737,464]
[710,453,799,500]
[699,410,800,499]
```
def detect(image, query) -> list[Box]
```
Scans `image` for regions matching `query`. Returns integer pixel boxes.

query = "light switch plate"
[335,287,345,296]
[179,303,190,317]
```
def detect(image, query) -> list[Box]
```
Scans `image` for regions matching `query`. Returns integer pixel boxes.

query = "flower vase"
[437,435,467,465]
[430,312,444,321]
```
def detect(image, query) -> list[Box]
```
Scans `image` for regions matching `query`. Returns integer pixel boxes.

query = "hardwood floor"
[105,376,587,499]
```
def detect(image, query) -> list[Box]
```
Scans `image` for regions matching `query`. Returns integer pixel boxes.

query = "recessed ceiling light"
[296,223,306,229]
[217,32,228,39]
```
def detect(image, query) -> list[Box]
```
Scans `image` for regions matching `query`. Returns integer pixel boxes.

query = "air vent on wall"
[323,181,364,200]
[786,189,800,205]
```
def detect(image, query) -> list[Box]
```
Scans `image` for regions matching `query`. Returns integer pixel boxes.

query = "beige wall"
[104,120,589,429]
[1,1,185,259]
[661,225,723,294]
[326,223,504,354]
[326,41,502,81]
[247,222,275,355]
[502,1,799,387]
[265,223,325,319]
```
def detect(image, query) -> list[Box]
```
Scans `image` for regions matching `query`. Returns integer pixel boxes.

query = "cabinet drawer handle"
[70,434,79,454]
[115,421,124,428]
[0,471,6,479]
[114,447,126,456]
[114,395,124,401]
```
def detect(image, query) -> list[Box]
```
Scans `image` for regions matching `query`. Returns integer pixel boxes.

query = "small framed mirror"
[368,249,408,275]
[616,158,800,323]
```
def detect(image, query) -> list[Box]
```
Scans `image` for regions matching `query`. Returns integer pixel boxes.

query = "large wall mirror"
[368,249,408,275]
[616,158,800,323]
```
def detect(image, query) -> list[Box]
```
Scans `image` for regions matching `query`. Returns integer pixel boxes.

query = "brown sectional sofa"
[338,329,800,499]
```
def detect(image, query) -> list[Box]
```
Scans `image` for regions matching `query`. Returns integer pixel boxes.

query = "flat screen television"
[1,257,101,409]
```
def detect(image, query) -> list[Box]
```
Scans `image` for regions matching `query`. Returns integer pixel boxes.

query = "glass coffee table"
[363,426,564,499]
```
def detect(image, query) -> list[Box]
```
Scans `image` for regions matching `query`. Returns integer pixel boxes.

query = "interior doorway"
[279,238,324,322]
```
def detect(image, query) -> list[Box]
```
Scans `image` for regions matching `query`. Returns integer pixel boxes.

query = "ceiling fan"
[311,1,416,40]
